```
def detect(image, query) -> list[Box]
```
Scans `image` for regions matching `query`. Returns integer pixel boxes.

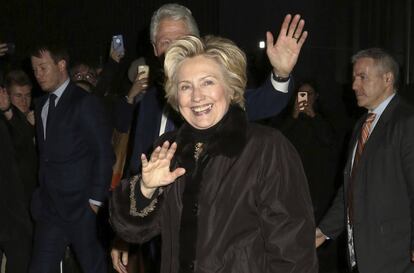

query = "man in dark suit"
[29,44,114,273]
[315,48,414,272]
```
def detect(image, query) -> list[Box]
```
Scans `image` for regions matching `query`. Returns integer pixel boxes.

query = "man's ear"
[58,59,67,72]
[152,43,159,57]
[384,72,393,85]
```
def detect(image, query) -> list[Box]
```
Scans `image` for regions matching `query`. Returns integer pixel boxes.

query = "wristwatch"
[272,72,290,82]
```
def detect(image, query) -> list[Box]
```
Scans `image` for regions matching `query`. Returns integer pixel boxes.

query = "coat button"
[192,203,198,214]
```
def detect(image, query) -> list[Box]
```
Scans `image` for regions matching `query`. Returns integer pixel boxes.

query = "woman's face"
[177,55,230,130]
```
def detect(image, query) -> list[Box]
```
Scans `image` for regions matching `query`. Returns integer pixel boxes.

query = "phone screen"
[137,65,149,80]
[112,35,125,55]
[297,92,308,110]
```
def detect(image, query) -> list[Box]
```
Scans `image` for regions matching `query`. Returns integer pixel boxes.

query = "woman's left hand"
[266,14,308,78]
[140,141,186,198]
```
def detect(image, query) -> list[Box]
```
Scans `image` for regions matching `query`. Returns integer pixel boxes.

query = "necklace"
[194,142,204,161]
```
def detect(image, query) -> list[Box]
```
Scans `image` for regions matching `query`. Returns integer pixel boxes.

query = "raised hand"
[125,71,149,104]
[266,14,308,77]
[0,88,10,111]
[140,141,186,198]
[26,110,35,126]
[0,43,7,57]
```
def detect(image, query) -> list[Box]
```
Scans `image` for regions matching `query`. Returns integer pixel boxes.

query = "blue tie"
[46,94,57,135]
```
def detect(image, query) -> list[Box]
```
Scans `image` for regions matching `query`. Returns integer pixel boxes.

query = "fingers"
[0,43,7,56]
[283,14,307,44]
[111,249,128,273]
[287,14,301,38]
[297,30,308,47]
[265,31,275,49]
[171,167,186,180]
[142,141,176,166]
[280,14,292,36]
[141,153,149,168]
[121,251,129,268]
[292,16,305,37]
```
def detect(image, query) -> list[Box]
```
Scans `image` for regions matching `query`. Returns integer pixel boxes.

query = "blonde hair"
[164,35,247,111]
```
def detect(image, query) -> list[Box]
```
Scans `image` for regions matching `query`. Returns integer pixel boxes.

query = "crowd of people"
[1,3,413,273]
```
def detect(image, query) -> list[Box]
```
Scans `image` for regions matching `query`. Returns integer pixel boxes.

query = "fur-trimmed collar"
[173,105,248,160]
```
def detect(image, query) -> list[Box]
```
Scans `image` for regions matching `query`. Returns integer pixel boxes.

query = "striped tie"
[352,113,376,174]
[348,112,376,224]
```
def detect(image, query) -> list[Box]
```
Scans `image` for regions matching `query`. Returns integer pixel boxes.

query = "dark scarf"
[177,105,247,272]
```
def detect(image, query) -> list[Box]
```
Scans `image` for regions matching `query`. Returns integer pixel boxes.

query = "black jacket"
[111,107,317,273]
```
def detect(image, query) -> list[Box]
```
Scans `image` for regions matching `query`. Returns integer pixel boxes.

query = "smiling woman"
[110,35,317,273]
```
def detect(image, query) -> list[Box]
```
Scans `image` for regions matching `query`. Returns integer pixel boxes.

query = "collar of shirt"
[51,78,70,105]
[369,92,396,133]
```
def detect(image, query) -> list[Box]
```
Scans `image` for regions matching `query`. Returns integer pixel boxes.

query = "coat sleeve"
[257,131,318,273]
[318,184,346,239]
[244,74,293,121]
[110,175,166,244]
[80,94,114,202]
[401,114,414,250]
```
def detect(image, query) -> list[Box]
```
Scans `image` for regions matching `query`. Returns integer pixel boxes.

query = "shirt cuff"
[89,199,103,207]
[270,73,289,93]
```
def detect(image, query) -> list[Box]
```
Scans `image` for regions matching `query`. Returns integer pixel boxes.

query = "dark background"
[1,0,413,113]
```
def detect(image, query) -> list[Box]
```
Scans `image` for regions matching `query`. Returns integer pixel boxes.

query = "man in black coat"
[29,44,114,273]
[316,48,414,273]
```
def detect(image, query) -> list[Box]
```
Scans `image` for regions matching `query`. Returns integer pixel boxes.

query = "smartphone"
[137,65,149,80]
[297,91,308,110]
[111,35,125,55]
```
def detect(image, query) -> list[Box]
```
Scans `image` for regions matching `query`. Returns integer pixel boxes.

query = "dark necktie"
[348,112,376,222]
[46,94,57,136]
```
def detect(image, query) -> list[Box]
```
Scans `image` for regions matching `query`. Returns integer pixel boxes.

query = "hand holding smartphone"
[137,65,149,80]
[111,35,125,56]
[297,91,308,111]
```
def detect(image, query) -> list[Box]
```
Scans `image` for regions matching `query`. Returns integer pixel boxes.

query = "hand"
[89,203,99,214]
[302,102,316,118]
[126,72,149,104]
[140,141,186,198]
[0,43,7,57]
[110,47,124,63]
[111,237,129,273]
[266,14,308,77]
[26,111,35,126]
[315,228,327,248]
[0,88,11,111]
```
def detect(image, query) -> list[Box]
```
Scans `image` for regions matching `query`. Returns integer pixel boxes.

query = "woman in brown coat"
[110,35,317,273]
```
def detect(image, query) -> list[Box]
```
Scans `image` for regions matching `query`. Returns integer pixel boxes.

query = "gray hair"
[150,3,200,44]
[352,48,399,89]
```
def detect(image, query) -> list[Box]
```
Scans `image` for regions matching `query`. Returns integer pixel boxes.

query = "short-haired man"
[29,44,114,273]
[316,48,414,273]
[0,70,38,207]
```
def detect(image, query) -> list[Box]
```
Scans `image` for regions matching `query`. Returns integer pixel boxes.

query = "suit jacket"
[126,77,293,174]
[32,82,114,222]
[319,95,414,272]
